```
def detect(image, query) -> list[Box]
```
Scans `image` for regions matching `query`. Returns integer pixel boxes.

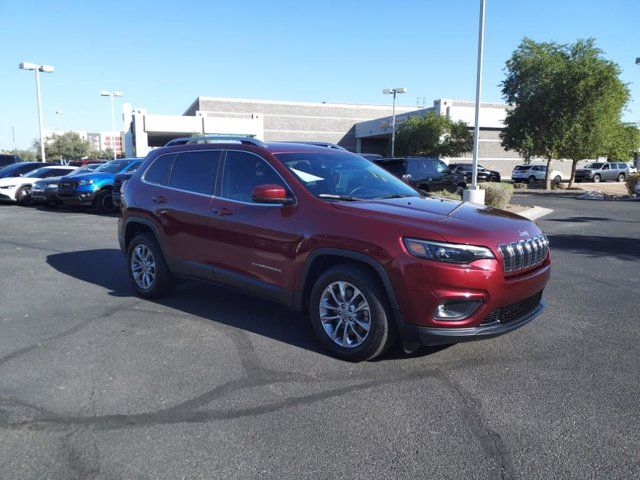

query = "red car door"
[208,150,301,302]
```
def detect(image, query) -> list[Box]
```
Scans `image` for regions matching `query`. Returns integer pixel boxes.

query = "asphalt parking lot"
[1,196,639,480]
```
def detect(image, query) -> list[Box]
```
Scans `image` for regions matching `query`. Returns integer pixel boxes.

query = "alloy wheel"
[319,281,371,349]
[131,244,156,290]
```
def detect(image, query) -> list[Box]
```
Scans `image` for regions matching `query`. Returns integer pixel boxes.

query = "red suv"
[118,137,550,361]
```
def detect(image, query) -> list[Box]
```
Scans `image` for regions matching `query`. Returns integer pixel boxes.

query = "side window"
[618,163,626,169]
[221,151,284,202]
[45,169,67,178]
[144,154,177,186]
[602,164,609,170]
[168,151,221,195]
[125,162,141,172]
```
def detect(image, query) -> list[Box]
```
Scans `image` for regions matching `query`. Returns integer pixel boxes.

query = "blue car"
[58,158,142,212]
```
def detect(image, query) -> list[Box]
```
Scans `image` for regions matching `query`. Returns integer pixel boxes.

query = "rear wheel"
[617,173,625,182]
[15,186,32,206]
[127,233,173,298]
[593,174,601,183]
[94,189,116,213]
[553,175,562,185]
[527,175,537,184]
[309,265,395,361]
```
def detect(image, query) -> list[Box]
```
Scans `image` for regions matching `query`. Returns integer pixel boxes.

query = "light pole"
[383,87,407,157]
[463,0,486,205]
[100,90,123,160]
[55,110,64,131]
[19,62,55,162]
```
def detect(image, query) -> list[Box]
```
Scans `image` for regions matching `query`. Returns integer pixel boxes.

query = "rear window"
[586,163,604,169]
[514,165,531,171]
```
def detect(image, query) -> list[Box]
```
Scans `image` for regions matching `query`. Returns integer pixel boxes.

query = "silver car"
[575,162,629,183]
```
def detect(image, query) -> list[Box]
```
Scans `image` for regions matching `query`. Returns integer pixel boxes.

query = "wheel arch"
[296,248,402,322]
[123,216,164,255]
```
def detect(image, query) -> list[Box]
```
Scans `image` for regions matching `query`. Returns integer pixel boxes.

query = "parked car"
[31,164,103,206]
[627,162,638,174]
[450,163,501,182]
[119,138,550,361]
[67,159,107,167]
[511,164,564,184]
[374,157,467,193]
[0,165,77,205]
[0,162,54,179]
[358,153,383,161]
[58,158,142,213]
[575,162,629,183]
[112,172,133,207]
[0,154,22,168]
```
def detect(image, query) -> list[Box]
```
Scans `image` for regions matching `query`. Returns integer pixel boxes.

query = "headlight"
[0,185,16,189]
[403,238,495,264]
[78,179,94,186]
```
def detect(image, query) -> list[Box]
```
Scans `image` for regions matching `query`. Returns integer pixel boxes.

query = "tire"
[15,186,32,206]
[553,175,562,185]
[126,233,173,298]
[527,176,537,184]
[93,189,116,213]
[593,174,601,183]
[309,264,396,361]
[617,173,625,182]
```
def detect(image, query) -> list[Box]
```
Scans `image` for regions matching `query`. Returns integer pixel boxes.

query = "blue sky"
[1,0,639,149]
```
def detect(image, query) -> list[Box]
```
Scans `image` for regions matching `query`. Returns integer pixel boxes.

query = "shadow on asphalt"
[547,216,611,223]
[46,248,444,360]
[547,234,640,259]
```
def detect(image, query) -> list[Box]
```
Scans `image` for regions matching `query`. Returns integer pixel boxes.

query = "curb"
[517,206,554,221]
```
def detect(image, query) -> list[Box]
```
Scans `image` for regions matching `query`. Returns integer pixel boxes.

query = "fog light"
[434,299,482,321]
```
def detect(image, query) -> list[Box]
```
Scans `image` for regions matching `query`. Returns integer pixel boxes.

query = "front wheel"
[553,175,562,185]
[94,189,116,213]
[527,176,537,184]
[309,264,395,361]
[593,174,601,183]
[127,233,174,298]
[15,186,32,206]
[617,173,625,182]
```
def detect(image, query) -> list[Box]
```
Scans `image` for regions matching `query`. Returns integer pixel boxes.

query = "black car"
[374,157,467,193]
[450,163,501,182]
[112,172,133,207]
[0,154,22,168]
[0,162,53,179]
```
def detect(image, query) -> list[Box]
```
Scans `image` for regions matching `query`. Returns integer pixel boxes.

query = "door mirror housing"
[252,184,292,204]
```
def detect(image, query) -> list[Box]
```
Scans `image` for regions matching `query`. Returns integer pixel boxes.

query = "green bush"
[480,182,514,209]
[624,173,639,196]
[430,189,462,200]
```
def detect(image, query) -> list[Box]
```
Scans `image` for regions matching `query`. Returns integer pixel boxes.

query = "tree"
[501,38,631,189]
[556,39,630,187]
[394,111,473,158]
[89,148,115,160]
[36,132,92,161]
[0,148,37,161]
[602,122,640,162]
[501,38,570,189]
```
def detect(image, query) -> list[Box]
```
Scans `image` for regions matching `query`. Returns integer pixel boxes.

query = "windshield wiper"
[317,194,359,201]
[375,194,416,199]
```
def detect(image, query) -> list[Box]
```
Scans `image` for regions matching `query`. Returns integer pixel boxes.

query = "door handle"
[152,195,167,204]
[212,206,233,216]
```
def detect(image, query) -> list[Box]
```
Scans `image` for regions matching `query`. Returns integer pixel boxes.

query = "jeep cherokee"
[118,137,550,361]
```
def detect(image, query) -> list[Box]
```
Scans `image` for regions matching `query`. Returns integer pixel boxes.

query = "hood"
[63,172,115,182]
[331,196,541,248]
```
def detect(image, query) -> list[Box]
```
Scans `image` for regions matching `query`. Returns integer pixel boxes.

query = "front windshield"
[586,162,604,169]
[96,160,130,173]
[24,167,53,178]
[275,152,419,200]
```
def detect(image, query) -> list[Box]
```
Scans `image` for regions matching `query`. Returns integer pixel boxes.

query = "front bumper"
[398,300,545,346]
[59,189,97,206]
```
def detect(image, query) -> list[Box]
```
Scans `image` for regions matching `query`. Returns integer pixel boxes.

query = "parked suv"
[511,164,564,184]
[575,162,629,183]
[450,163,501,182]
[374,157,467,193]
[119,137,550,361]
[58,158,141,212]
[0,154,22,168]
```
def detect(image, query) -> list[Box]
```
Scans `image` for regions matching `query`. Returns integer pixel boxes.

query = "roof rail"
[164,136,267,147]
[278,141,348,151]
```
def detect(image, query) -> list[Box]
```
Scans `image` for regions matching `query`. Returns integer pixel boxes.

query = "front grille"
[481,291,543,326]
[59,180,76,192]
[498,234,549,273]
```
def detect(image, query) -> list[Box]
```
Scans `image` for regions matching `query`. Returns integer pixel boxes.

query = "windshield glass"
[24,167,54,178]
[275,152,419,200]
[96,160,130,173]
[514,165,531,171]
[586,162,604,169]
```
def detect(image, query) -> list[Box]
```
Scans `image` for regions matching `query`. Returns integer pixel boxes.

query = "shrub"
[430,189,462,200]
[480,182,514,209]
[624,173,639,196]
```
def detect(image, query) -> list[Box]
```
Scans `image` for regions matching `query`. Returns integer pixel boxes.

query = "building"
[44,130,124,156]
[122,96,576,176]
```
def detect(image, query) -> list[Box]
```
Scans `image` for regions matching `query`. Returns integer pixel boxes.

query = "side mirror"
[252,184,292,204]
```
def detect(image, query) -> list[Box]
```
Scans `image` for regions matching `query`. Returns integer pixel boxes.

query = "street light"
[19,62,55,162]
[100,90,123,160]
[55,110,64,131]
[382,87,407,157]
[462,0,486,205]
